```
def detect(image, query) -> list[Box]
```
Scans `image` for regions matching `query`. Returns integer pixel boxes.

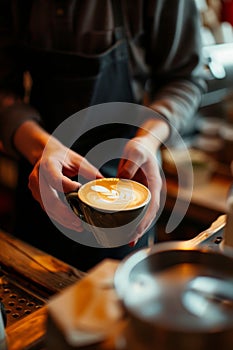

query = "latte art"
[78,178,150,211]
[90,185,120,201]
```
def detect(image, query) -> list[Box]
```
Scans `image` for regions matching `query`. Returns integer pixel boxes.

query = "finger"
[118,156,145,179]
[134,184,161,238]
[36,160,82,194]
[28,163,43,203]
[117,140,146,179]
[34,174,84,232]
[47,200,84,232]
[134,163,162,238]
[130,168,148,187]
[62,158,103,193]
[76,157,103,179]
[61,176,81,194]
[128,238,139,247]
[64,152,103,179]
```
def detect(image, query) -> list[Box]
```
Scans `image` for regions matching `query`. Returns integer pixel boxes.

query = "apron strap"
[111,0,125,40]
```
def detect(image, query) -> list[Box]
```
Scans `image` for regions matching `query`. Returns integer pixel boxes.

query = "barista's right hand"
[14,121,103,231]
[29,142,103,231]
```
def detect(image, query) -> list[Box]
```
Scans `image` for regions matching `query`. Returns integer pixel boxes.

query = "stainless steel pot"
[114,241,233,350]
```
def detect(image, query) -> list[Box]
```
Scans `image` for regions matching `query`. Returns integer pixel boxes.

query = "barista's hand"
[28,137,103,231]
[29,141,103,231]
[14,121,103,231]
[117,134,163,244]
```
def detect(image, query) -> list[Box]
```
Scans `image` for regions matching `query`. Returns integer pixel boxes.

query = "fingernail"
[129,239,138,247]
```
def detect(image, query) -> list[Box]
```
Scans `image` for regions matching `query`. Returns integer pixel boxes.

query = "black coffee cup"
[66,178,151,247]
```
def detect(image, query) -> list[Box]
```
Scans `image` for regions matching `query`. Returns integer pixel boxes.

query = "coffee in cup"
[66,178,151,247]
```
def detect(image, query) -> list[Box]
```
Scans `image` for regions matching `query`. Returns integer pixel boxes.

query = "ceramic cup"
[66,178,151,248]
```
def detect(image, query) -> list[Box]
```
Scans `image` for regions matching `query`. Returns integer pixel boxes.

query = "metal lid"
[114,242,233,333]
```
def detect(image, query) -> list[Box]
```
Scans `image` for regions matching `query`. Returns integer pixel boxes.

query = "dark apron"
[15,1,154,271]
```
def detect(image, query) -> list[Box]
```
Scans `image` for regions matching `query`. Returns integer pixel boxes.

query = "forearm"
[0,99,42,158]
[136,118,170,152]
[147,79,204,137]
[13,120,60,165]
[144,0,206,140]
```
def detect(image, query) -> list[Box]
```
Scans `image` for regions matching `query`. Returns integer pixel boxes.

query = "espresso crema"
[78,178,151,211]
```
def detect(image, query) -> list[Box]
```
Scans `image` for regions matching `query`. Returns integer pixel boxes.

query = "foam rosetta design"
[78,178,150,211]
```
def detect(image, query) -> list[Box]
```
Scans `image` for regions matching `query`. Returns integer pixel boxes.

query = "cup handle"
[66,192,84,220]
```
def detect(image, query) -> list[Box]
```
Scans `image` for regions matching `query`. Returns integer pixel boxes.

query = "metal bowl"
[114,241,233,350]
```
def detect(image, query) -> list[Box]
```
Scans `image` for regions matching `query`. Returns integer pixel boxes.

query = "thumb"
[62,176,81,194]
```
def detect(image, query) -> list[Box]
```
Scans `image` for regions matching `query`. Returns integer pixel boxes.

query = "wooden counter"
[1,231,124,350]
[0,230,84,350]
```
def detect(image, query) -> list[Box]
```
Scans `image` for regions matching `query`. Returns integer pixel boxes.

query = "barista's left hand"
[117,134,162,244]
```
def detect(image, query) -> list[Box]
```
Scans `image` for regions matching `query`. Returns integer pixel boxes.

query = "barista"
[0,0,206,271]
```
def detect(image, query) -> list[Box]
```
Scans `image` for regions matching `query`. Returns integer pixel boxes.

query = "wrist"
[13,120,51,165]
[136,118,170,152]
